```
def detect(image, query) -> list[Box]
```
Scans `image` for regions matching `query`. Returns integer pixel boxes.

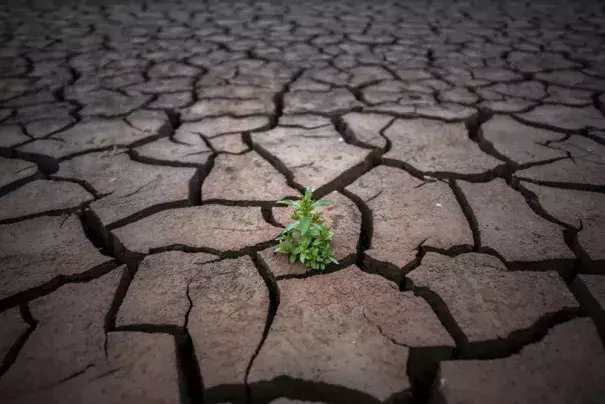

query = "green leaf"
[313,223,326,231]
[313,199,332,207]
[299,216,311,236]
[277,185,338,270]
[305,186,313,198]
[285,221,299,232]
[277,242,292,252]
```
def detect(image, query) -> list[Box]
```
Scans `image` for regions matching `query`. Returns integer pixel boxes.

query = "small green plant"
[275,186,338,270]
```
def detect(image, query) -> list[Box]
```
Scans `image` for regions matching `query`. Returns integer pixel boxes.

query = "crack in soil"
[455,307,583,360]
[403,279,470,348]
[0,304,38,378]
[449,179,481,250]
[0,260,118,312]
[570,277,605,348]
[2,3,605,402]
[244,254,281,400]
[208,375,407,404]
[340,189,373,267]
[175,330,205,404]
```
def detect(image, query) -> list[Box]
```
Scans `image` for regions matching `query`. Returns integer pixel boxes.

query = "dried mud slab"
[439,87,479,105]
[0,157,37,188]
[517,136,605,185]
[545,85,593,106]
[182,98,274,120]
[149,61,201,77]
[473,67,523,82]
[8,102,74,124]
[249,266,453,402]
[362,81,433,104]
[132,131,212,165]
[416,103,477,120]
[477,81,546,102]
[384,118,500,174]
[481,115,566,164]
[188,256,268,396]
[260,191,362,277]
[18,118,166,159]
[341,112,392,149]
[253,126,369,191]
[196,84,275,101]
[0,180,92,221]
[125,109,170,133]
[0,308,29,361]
[116,251,217,327]
[479,98,536,113]
[348,65,393,87]
[179,115,270,137]
[535,70,605,91]
[7,332,181,404]
[433,319,605,404]
[24,117,74,139]
[346,166,472,267]
[279,114,332,129]
[458,179,573,262]
[0,267,124,399]
[208,133,249,154]
[368,102,476,121]
[575,275,605,309]
[74,89,150,117]
[516,105,605,131]
[0,125,29,147]
[408,253,578,341]
[203,151,294,201]
[149,91,193,109]
[284,89,361,114]
[112,205,282,255]
[508,53,579,73]
[522,183,605,261]
[127,78,193,94]
[57,151,196,225]
[0,215,111,300]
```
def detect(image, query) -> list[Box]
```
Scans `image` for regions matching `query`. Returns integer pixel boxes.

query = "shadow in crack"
[205,376,413,404]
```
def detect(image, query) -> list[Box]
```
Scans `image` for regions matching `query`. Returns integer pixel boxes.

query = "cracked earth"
[1,0,605,403]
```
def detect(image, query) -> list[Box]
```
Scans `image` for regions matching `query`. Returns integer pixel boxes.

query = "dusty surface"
[1,0,605,403]
[248,266,452,402]
[432,319,605,404]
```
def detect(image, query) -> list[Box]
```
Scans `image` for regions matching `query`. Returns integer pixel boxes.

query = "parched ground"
[1,0,605,403]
